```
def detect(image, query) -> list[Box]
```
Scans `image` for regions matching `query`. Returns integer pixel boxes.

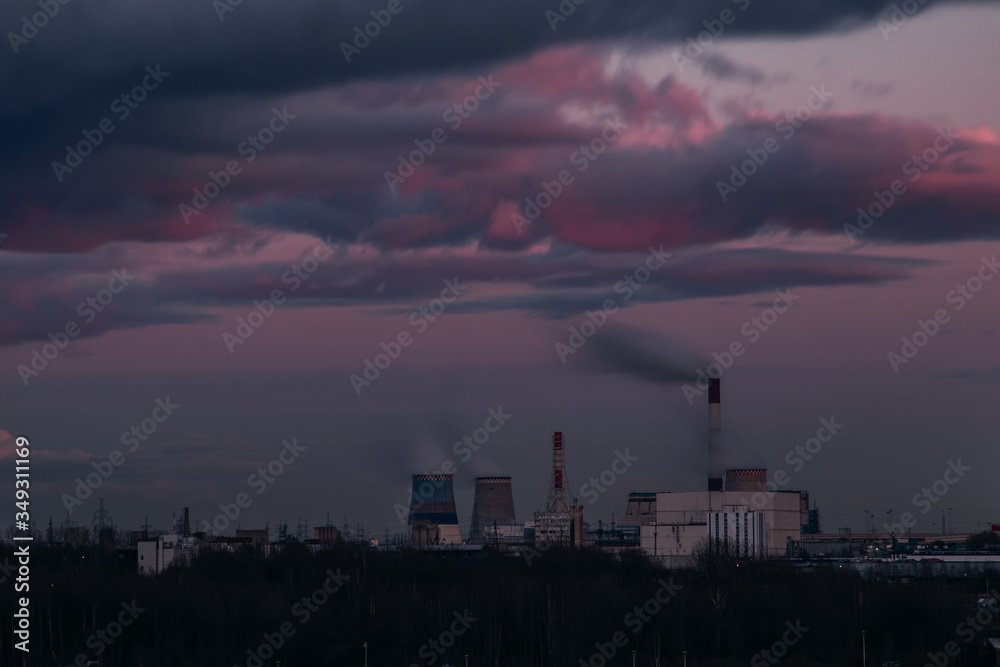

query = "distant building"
[634,490,801,562]
[236,529,267,546]
[138,535,196,575]
[314,525,342,544]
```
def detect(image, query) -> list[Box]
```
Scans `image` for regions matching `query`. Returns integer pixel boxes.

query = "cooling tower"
[725,468,768,493]
[708,378,724,492]
[408,474,462,545]
[469,477,517,543]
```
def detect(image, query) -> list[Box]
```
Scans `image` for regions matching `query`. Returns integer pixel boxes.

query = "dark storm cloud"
[0,0,953,111]
[0,0,968,199]
[700,53,769,85]
[413,247,933,317]
[850,79,894,97]
[0,242,930,347]
[3,37,999,256]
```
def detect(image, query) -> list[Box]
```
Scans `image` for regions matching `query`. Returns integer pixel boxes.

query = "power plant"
[617,377,806,564]
[469,477,517,544]
[394,380,802,560]
[122,367,996,574]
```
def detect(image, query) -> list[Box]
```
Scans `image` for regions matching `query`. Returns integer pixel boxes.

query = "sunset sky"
[2,0,998,539]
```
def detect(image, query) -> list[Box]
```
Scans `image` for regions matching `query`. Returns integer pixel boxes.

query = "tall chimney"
[708,378,723,492]
[548,432,570,513]
[183,507,190,538]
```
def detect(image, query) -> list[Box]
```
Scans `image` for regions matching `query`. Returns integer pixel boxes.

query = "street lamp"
[363,641,368,667]
[886,510,894,556]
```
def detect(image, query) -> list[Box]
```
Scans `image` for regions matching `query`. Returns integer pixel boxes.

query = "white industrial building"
[630,489,802,562]
[138,534,196,575]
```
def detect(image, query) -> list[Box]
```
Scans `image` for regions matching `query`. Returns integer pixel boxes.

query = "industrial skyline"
[1,0,999,559]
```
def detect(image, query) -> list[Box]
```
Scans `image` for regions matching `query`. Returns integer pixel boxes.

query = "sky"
[1,0,998,541]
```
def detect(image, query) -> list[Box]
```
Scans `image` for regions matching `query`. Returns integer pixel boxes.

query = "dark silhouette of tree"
[967,531,1000,551]
[0,542,996,666]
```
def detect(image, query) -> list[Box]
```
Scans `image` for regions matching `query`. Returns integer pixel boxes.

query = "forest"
[1,541,998,667]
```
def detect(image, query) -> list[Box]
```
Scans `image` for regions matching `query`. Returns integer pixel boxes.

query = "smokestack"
[708,378,723,492]
[548,432,570,513]
[469,477,517,544]
[183,507,190,538]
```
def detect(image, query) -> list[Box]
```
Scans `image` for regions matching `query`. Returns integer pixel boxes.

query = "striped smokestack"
[708,378,723,491]
[548,432,570,512]
[409,474,463,545]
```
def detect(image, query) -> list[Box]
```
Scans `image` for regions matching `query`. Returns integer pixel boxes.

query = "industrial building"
[138,534,196,575]
[314,524,342,544]
[623,378,805,564]
[631,490,801,559]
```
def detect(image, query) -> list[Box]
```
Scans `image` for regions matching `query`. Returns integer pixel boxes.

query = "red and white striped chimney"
[548,431,570,512]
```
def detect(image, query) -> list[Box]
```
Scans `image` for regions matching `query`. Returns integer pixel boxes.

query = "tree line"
[0,541,997,666]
